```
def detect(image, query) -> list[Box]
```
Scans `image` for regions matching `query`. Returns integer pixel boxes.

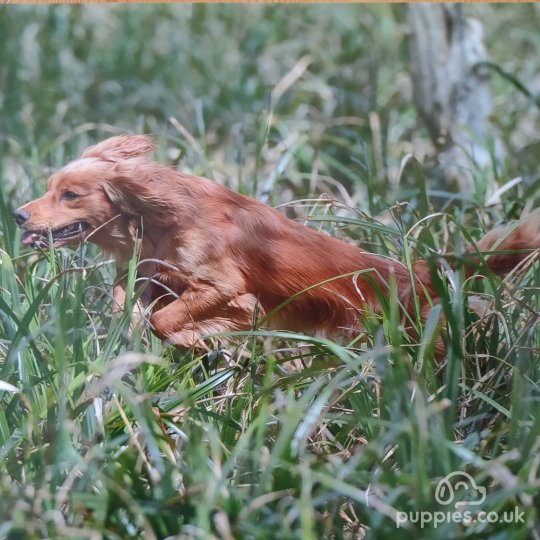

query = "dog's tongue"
[21,232,40,246]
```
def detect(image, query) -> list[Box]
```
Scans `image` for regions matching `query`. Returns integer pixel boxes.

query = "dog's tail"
[418,211,540,280]
[461,210,540,276]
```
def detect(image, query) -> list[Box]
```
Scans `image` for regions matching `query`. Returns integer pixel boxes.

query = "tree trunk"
[407,4,503,199]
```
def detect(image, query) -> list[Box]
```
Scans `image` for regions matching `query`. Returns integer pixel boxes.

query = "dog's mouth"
[21,222,91,248]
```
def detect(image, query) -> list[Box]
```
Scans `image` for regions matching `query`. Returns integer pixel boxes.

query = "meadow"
[0,4,539,538]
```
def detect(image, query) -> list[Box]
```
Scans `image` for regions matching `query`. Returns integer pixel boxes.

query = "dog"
[14,135,540,353]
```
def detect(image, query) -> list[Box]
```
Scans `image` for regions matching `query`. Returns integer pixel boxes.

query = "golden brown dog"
[14,135,540,351]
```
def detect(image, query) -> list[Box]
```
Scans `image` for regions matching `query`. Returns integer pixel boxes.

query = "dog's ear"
[83,135,155,161]
[101,174,175,226]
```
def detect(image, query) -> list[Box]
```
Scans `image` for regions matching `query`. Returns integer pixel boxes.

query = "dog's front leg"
[112,280,127,314]
[112,275,148,331]
[149,289,261,348]
[149,285,224,331]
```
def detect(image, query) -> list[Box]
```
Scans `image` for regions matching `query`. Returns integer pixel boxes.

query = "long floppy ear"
[83,135,155,161]
[101,174,176,227]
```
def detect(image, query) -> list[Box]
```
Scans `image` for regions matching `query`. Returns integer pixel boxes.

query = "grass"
[1,4,540,539]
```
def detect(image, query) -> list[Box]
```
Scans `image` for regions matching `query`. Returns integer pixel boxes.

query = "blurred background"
[1,4,540,215]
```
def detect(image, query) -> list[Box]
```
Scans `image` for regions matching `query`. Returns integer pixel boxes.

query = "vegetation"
[0,4,539,538]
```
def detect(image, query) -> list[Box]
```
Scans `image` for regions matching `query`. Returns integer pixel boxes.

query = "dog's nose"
[14,209,31,226]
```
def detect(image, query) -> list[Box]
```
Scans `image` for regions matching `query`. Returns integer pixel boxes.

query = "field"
[0,4,539,539]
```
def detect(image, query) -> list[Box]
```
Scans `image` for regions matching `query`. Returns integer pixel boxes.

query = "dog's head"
[14,135,172,253]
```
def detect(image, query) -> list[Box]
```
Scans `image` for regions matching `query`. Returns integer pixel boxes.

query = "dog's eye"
[62,191,79,200]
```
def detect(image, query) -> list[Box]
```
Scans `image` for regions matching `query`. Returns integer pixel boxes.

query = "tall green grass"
[1,4,539,539]
[1,175,538,538]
